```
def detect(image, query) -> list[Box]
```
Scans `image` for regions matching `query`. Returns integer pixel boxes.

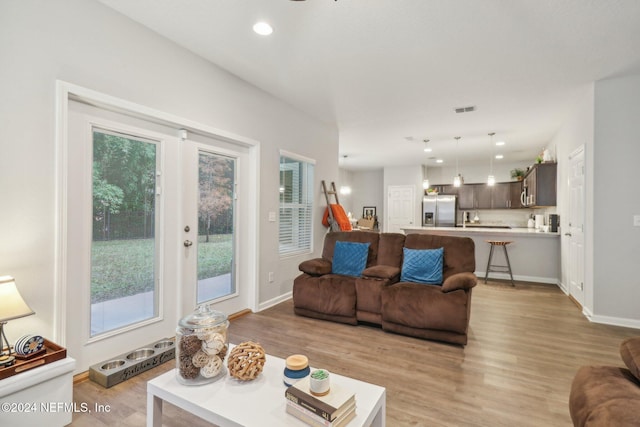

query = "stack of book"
[284,377,356,427]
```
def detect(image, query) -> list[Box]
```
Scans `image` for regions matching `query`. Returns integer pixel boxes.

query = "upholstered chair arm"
[441,272,478,293]
[362,265,401,281]
[298,258,332,276]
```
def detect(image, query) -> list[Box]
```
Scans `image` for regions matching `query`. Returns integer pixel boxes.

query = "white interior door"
[386,185,416,233]
[567,146,585,306]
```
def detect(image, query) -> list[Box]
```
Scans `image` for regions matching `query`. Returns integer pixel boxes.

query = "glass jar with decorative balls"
[176,304,229,385]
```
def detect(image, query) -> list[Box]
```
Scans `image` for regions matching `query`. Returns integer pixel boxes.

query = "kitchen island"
[401,226,560,284]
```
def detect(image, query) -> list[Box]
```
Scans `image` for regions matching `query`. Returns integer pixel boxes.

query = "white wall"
[592,73,640,326]
[0,0,338,343]
[339,168,384,227]
[549,84,595,308]
[338,168,354,215]
[550,73,640,328]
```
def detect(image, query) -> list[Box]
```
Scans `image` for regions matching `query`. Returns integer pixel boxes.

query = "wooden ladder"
[321,180,342,231]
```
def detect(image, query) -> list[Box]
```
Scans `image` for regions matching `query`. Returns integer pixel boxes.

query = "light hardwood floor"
[72,280,638,426]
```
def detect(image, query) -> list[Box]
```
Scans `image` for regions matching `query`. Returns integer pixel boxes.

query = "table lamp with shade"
[0,276,35,365]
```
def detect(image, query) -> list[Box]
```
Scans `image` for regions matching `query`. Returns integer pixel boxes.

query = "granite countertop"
[401,226,561,237]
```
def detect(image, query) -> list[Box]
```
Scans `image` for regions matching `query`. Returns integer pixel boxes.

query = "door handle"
[184,240,193,247]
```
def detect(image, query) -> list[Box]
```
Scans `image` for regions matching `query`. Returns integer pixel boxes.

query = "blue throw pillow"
[400,247,444,285]
[331,241,370,277]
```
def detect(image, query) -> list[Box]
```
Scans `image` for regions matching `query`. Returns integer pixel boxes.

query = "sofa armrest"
[441,272,477,293]
[362,265,401,281]
[298,258,332,276]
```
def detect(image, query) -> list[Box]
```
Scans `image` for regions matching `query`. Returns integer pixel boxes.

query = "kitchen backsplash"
[458,207,556,227]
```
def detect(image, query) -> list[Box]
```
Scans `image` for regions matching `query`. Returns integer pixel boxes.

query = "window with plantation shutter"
[279,151,315,257]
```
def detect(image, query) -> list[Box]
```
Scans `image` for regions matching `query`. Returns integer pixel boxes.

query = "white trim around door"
[54,81,260,367]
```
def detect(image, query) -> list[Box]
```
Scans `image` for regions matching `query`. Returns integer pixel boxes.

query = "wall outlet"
[268,272,274,283]
[634,215,640,227]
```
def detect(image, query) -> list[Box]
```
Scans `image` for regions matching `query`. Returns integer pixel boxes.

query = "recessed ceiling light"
[495,154,504,159]
[436,159,443,164]
[495,141,505,146]
[253,22,273,36]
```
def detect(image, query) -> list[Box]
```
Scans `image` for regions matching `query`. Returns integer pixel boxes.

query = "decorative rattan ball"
[227,341,266,381]
[180,335,202,356]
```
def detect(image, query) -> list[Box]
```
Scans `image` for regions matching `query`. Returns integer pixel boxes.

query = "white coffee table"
[147,348,385,427]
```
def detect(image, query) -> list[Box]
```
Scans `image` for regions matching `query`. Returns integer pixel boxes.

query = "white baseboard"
[556,280,569,294]
[588,313,640,330]
[476,271,559,285]
[257,291,292,312]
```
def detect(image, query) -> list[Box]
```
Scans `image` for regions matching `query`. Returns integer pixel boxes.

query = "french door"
[63,96,254,372]
[180,138,247,316]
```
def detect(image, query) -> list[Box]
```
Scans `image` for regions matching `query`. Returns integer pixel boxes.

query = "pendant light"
[422,141,430,191]
[487,132,496,186]
[339,155,352,195]
[453,136,462,187]
[422,163,429,191]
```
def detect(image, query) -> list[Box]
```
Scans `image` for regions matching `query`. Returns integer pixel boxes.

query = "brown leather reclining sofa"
[293,231,477,345]
[569,337,640,426]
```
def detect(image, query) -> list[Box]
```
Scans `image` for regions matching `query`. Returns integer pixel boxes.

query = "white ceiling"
[99,0,640,170]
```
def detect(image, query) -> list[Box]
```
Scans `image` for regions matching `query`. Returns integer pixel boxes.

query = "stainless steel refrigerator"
[422,195,457,227]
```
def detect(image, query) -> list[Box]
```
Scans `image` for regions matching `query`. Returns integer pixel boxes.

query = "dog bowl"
[100,359,126,370]
[126,348,155,360]
[154,340,174,349]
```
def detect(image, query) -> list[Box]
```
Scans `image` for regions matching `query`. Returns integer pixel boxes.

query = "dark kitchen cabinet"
[492,181,523,209]
[459,182,523,209]
[492,183,511,209]
[458,184,491,209]
[475,185,493,209]
[522,163,557,207]
[457,185,474,209]
[491,181,524,209]
[509,181,523,208]
[433,180,525,209]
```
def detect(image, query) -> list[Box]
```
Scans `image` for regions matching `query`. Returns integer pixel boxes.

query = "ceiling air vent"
[455,106,476,113]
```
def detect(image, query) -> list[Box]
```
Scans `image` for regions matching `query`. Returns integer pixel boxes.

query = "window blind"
[279,153,314,257]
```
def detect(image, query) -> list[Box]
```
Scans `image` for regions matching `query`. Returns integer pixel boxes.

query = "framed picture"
[362,206,376,219]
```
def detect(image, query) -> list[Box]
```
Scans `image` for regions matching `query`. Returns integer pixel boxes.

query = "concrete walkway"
[91,273,232,335]
[197,273,233,302]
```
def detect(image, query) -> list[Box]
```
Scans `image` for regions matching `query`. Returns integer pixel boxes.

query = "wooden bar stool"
[484,240,515,286]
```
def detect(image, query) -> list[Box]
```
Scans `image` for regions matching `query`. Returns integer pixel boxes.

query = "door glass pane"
[91,129,158,337]
[197,151,235,304]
